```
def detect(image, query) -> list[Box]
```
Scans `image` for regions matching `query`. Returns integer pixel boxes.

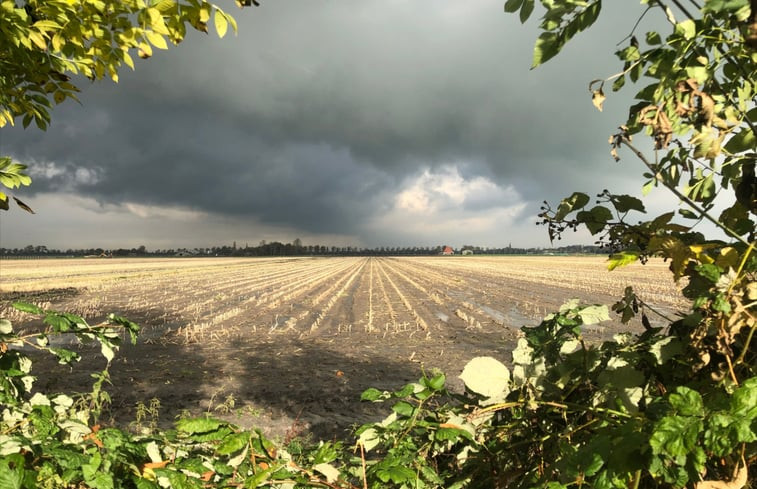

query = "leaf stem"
[727,241,755,295]
[734,311,756,367]
[630,469,642,489]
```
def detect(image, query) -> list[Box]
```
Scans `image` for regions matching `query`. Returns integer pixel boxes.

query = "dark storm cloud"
[1,1,669,247]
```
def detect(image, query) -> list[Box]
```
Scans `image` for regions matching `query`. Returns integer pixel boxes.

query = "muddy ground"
[26,314,523,442]
[18,297,636,444]
[3,257,676,443]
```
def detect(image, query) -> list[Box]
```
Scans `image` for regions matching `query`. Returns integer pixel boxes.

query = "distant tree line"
[0,242,606,257]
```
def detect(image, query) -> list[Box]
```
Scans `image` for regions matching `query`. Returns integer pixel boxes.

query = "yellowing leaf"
[608,251,639,270]
[138,41,152,58]
[145,30,168,49]
[227,12,238,33]
[650,236,691,279]
[29,31,47,50]
[122,51,135,70]
[147,7,170,35]
[715,247,739,270]
[51,32,63,51]
[199,5,211,22]
[676,19,696,39]
[214,10,228,38]
[689,244,716,264]
[33,20,61,31]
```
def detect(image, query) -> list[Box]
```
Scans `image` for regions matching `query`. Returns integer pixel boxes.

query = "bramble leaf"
[460,356,510,401]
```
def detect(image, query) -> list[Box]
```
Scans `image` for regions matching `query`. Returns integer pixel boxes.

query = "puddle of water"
[434,310,449,323]
[478,305,506,325]
[467,300,534,329]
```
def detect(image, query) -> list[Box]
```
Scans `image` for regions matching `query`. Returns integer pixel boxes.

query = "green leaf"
[134,478,160,489]
[175,416,225,435]
[243,465,277,487]
[578,2,601,31]
[12,302,43,314]
[612,74,626,91]
[554,192,590,220]
[152,469,203,489]
[519,0,534,23]
[376,464,416,484]
[0,454,28,489]
[650,415,703,457]
[44,313,72,332]
[424,372,445,391]
[617,45,640,62]
[611,194,645,213]
[577,205,613,234]
[646,31,662,45]
[391,400,415,417]
[702,0,750,14]
[504,0,524,13]
[108,314,141,344]
[217,432,250,455]
[695,263,721,283]
[669,387,704,417]
[731,377,757,418]
[532,31,561,68]
[50,347,79,364]
[435,427,471,442]
[724,128,756,153]
[360,387,385,401]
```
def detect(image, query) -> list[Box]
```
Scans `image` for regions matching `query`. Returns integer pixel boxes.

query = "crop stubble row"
[0,256,685,342]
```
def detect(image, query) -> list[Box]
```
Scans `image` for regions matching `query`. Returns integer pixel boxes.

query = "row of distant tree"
[0,242,606,257]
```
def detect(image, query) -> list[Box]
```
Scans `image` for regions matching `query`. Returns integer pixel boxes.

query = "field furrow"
[1,255,688,437]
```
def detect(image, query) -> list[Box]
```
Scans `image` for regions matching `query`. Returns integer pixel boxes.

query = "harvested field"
[0,256,686,439]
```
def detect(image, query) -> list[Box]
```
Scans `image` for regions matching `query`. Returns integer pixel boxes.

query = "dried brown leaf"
[13,196,34,214]
[694,462,747,489]
[592,88,606,112]
[699,92,716,127]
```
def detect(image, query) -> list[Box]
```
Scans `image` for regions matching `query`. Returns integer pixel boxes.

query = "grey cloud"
[1,1,666,247]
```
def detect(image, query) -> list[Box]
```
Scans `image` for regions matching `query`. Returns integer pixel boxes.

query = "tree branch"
[619,136,751,246]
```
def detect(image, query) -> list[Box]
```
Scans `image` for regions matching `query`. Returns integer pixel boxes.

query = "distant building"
[441,246,454,255]
[462,249,473,255]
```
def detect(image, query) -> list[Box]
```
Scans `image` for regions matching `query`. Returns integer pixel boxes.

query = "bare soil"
[2,256,682,442]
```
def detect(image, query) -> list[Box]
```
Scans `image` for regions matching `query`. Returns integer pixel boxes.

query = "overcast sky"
[0,1,678,250]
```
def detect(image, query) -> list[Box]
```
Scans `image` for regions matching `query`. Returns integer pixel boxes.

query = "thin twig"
[617,6,654,46]
[360,442,368,489]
